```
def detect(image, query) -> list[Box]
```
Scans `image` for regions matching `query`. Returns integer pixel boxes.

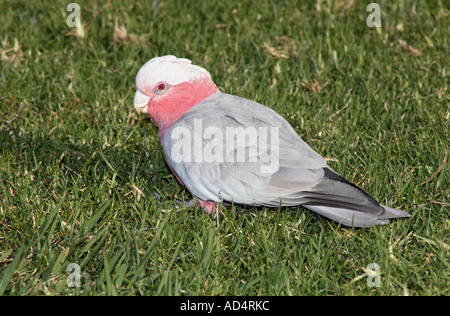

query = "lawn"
[0,0,448,296]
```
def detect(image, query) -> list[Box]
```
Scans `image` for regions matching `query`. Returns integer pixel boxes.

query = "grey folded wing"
[161,92,410,227]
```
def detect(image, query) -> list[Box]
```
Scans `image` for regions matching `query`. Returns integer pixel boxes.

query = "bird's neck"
[147,78,219,140]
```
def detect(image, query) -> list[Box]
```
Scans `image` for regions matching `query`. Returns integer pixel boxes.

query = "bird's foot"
[152,190,221,226]
[185,198,220,226]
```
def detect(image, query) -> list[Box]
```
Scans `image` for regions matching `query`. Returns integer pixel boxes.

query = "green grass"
[0,0,449,296]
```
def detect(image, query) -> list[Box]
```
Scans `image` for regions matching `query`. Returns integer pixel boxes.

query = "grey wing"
[162,92,410,227]
[162,92,327,204]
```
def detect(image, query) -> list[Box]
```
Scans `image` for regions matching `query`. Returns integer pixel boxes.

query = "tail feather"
[304,204,411,228]
[381,205,411,219]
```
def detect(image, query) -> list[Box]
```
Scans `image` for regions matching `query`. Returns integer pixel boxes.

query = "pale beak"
[133,90,151,114]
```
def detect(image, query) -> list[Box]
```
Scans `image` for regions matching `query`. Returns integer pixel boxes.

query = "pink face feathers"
[134,56,219,138]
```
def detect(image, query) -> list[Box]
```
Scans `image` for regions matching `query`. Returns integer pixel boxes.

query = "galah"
[133,55,410,227]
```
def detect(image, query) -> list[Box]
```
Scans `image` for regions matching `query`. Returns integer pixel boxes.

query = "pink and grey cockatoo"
[133,55,410,227]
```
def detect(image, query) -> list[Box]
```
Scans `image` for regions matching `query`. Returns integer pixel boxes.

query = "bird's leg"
[185,197,220,226]
[186,197,218,215]
[153,190,221,225]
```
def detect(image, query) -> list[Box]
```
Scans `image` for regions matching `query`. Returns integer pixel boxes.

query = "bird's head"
[133,55,219,137]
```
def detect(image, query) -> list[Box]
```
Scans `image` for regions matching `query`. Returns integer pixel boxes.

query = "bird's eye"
[154,82,169,94]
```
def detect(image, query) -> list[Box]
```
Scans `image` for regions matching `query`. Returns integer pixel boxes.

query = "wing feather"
[161,92,410,227]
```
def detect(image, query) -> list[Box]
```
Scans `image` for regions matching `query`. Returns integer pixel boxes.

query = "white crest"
[135,55,212,94]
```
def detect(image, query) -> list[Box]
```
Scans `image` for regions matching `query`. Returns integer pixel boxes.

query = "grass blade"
[80,201,111,237]
[130,215,169,284]
[0,245,24,296]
